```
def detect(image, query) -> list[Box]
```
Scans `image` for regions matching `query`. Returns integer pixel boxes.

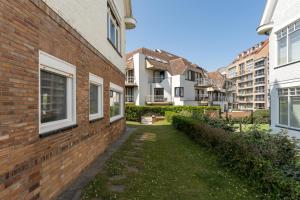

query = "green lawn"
[82,121,265,200]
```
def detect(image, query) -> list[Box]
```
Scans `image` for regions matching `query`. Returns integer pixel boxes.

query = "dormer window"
[107,4,121,54]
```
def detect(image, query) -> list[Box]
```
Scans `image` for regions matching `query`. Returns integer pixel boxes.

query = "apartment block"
[125,48,230,112]
[226,41,269,111]
[0,0,135,199]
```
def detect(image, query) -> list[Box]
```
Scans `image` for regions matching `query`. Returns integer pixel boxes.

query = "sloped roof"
[126,48,205,76]
[208,71,226,91]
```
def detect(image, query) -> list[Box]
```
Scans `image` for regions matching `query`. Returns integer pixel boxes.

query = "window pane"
[279,97,288,125]
[289,29,300,62]
[110,19,116,45]
[110,90,121,117]
[290,96,300,128]
[41,71,67,123]
[90,84,98,115]
[278,37,287,65]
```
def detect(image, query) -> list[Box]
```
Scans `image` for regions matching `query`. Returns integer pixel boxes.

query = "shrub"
[172,115,300,199]
[253,109,270,124]
[125,105,220,121]
[165,111,176,123]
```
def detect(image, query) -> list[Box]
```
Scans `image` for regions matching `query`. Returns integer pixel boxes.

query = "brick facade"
[0,1,126,199]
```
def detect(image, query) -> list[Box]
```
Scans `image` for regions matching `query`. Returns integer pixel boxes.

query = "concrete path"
[56,127,137,200]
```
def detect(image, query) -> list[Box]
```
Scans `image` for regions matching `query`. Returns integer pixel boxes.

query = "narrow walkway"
[57,127,137,200]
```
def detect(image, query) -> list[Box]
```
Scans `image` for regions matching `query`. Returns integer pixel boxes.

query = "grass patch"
[82,121,265,200]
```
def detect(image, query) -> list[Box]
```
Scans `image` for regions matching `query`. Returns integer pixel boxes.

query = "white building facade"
[258,0,300,138]
[125,48,229,111]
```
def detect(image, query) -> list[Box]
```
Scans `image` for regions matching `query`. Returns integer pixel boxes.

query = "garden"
[82,105,300,200]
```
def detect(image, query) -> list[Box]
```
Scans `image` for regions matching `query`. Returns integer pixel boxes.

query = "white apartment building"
[125,48,230,111]
[226,41,269,111]
[258,0,300,138]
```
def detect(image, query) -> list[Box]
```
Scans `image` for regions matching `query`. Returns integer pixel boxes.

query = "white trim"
[39,50,77,135]
[89,73,104,121]
[109,82,124,122]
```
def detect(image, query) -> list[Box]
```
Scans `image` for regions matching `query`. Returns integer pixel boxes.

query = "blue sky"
[126,0,268,71]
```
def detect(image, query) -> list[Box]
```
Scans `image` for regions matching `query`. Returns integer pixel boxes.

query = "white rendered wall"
[42,0,126,73]
[268,0,300,138]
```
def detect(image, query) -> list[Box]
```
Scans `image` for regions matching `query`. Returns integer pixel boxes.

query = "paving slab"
[56,127,137,200]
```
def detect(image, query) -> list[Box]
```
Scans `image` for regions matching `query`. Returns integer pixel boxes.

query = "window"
[186,70,195,81]
[107,4,121,53]
[278,87,300,128]
[110,83,124,122]
[175,87,184,97]
[277,19,300,66]
[39,51,76,135]
[89,73,103,121]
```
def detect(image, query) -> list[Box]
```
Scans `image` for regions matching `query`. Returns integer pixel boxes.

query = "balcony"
[255,81,265,86]
[145,95,173,105]
[255,90,265,94]
[125,76,137,86]
[195,94,209,101]
[255,98,265,102]
[238,78,253,83]
[255,73,265,77]
[227,86,236,91]
[195,78,213,87]
[125,95,134,103]
[150,77,166,83]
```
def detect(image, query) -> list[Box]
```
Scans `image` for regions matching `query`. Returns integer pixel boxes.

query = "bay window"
[278,87,300,129]
[39,51,76,135]
[110,83,124,122]
[277,19,300,66]
[89,73,103,121]
[107,4,121,53]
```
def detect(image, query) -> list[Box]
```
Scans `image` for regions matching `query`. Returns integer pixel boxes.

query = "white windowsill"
[110,115,124,123]
[40,119,76,135]
[275,124,300,132]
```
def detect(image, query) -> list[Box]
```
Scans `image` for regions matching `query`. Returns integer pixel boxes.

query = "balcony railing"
[255,73,265,77]
[255,98,265,102]
[125,95,134,103]
[125,76,136,85]
[227,86,236,91]
[195,78,213,87]
[150,77,166,83]
[195,94,209,101]
[255,81,265,85]
[145,95,171,103]
[255,90,265,93]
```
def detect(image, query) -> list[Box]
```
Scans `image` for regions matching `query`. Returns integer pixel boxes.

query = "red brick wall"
[0,1,126,199]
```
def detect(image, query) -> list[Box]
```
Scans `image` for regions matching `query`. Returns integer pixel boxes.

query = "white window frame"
[89,73,104,121]
[277,87,300,130]
[39,51,77,135]
[110,82,124,123]
[107,4,121,53]
[276,19,300,67]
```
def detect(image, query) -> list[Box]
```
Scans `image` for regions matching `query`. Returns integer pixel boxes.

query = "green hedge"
[172,115,300,199]
[125,105,220,122]
[253,109,270,123]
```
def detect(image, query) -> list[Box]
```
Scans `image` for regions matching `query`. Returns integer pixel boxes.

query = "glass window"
[288,29,300,62]
[107,6,120,52]
[39,51,76,135]
[41,70,67,123]
[278,36,287,65]
[290,96,300,128]
[90,84,99,115]
[175,87,184,97]
[279,97,288,125]
[89,74,103,121]
[110,90,121,118]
